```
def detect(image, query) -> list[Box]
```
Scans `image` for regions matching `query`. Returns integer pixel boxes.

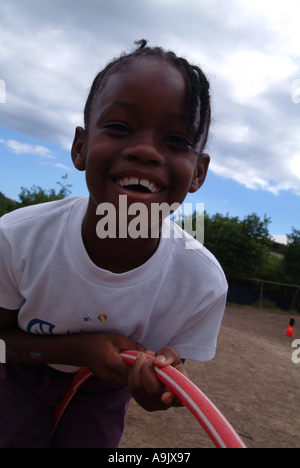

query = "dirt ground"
[120,304,300,448]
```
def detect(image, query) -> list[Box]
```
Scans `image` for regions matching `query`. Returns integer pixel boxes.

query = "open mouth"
[115,177,162,194]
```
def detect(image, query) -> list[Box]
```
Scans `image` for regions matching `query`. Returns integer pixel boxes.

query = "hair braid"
[84,40,211,152]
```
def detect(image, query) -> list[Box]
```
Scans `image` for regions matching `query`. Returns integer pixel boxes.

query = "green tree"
[0,175,72,215]
[199,212,271,278]
[18,175,72,208]
[0,192,19,216]
[282,228,300,285]
[261,253,283,283]
[241,213,272,277]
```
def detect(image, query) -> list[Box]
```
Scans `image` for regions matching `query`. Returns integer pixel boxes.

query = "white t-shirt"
[0,197,227,372]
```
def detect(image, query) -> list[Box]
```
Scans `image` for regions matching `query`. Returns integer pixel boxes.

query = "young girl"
[0,40,227,448]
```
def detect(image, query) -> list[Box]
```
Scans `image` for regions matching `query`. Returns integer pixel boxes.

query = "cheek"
[172,159,197,194]
[84,139,114,175]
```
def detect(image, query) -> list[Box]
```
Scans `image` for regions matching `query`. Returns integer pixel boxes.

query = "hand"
[127,347,189,412]
[77,333,149,386]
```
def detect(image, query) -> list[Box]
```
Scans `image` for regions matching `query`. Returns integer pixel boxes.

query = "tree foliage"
[202,212,271,278]
[176,210,299,286]
[0,175,72,216]
[0,192,19,217]
[282,228,300,285]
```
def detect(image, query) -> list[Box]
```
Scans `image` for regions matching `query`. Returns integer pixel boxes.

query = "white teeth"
[116,177,160,193]
[130,177,139,185]
[140,179,150,189]
[148,182,156,193]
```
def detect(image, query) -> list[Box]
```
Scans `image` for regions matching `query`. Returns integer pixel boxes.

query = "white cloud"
[54,163,73,171]
[0,137,75,173]
[0,0,299,198]
[290,155,300,180]
[0,139,55,158]
[221,51,297,101]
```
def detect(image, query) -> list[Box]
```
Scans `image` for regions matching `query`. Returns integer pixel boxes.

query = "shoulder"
[0,197,87,231]
[168,220,227,291]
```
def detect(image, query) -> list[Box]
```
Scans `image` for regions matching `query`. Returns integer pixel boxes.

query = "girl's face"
[72,57,209,223]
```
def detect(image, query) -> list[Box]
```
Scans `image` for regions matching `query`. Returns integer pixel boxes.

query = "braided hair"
[84,40,211,152]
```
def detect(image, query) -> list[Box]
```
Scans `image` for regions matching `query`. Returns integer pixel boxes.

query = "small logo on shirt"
[98,314,108,322]
[82,314,92,322]
[27,319,55,334]
[82,314,108,322]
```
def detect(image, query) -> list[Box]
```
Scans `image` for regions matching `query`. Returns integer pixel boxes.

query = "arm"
[0,306,81,366]
[0,306,148,386]
[0,307,187,412]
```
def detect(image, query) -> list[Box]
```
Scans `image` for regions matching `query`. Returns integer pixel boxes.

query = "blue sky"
[0,0,299,237]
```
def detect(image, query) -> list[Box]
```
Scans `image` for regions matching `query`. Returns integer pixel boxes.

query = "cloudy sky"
[0,0,299,236]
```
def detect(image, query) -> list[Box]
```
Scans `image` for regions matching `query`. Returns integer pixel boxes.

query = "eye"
[104,122,131,134]
[165,134,193,148]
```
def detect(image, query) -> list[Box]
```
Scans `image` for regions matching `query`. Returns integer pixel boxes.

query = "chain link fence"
[227,275,300,313]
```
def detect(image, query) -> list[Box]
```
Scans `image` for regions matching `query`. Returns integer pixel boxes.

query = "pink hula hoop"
[51,350,246,448]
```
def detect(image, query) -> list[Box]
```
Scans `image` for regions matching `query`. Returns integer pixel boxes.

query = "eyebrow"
[96,99,189,123]
[99,100,136,115]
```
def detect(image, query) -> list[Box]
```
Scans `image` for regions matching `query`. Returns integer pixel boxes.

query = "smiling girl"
[0,40,227,448]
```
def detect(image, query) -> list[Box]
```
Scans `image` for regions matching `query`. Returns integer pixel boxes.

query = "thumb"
[114,335,148,354]
[117,336,155,358]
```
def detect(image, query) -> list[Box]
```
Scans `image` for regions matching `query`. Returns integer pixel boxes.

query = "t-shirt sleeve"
[166,291,227,362]
[0,222,24,310]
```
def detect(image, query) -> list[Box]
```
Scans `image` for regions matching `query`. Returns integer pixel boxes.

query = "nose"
[122,137,165,166]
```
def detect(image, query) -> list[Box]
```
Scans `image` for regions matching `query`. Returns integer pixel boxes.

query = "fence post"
[290,287,300,311]
[259,281,264,309]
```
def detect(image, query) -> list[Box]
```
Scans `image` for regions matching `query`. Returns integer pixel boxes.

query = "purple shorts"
[0,364,131,448]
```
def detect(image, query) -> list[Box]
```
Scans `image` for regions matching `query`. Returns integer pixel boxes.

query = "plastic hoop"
[51,350,246,448]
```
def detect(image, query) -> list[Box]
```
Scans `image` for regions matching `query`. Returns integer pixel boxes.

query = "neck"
[81,197,161,274]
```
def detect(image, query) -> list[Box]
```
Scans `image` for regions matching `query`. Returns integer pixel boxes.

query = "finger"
[129,354,166,401]
[161,390,174,405]
[99,350,132,385]
[138,358,167,400]
[130,352,148,375]
[116,336,148,354]
[128,354,183,412]
[100,336,147,384]
[161,391,175,405]
[127,353,148,392]
[154,347,181,368]
[161,391,184,407]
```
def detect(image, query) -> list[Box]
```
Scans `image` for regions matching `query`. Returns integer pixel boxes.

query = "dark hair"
[84,40,211,151]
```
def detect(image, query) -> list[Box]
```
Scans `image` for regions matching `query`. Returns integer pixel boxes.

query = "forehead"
[90,57,189,121]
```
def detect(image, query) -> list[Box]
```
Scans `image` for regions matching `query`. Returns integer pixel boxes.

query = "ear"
[71,126,87,171]
[189,153,210,193]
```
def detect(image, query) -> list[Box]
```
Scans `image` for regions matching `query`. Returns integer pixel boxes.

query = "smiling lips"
[115,177,162,194]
